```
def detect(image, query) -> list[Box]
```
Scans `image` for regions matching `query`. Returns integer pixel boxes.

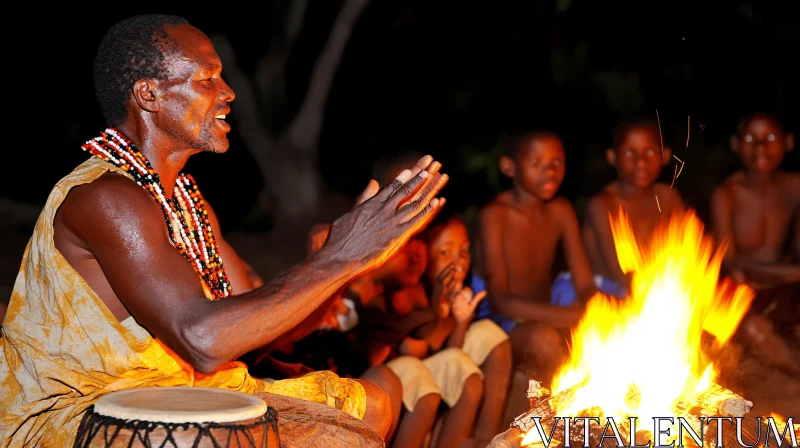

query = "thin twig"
[674,154,685,178]
[656,195,661,212]
[686,115,691,148]
[671,165,679,188]
[656,109,665,157]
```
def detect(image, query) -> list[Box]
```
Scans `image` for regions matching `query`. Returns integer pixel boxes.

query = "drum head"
[94,387,267,424]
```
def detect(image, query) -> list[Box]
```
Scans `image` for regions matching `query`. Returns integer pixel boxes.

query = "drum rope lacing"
[73,405,279,448]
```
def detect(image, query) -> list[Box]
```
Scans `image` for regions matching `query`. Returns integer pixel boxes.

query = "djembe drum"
[73,387,278,448]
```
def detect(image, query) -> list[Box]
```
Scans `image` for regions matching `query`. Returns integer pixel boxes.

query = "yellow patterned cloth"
[0,158,365,447]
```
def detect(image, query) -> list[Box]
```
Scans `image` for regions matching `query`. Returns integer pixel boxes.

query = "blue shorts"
[472,272,628,333]
[551,272,628,306]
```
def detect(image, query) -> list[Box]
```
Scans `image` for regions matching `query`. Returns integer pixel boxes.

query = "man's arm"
[478,205,583,328]
[63,161,446,374]
[584,195,630,287]
[554,198,597,303]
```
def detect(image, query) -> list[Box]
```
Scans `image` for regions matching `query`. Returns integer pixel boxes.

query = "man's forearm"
[185,249,357,372]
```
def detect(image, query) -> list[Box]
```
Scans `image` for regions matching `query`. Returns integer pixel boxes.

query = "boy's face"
[732,116,793,174]
[502,136,566,201]
[609,126,668,189]
[375,238,428,287]
[425,220,471,287]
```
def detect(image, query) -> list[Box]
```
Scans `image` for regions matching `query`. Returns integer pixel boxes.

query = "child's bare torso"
[584,181,681,278]
[722,171,800,262]
[486,191,564,303]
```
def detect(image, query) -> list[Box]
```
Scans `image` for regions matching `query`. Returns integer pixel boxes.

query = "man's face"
[155,25,235,154]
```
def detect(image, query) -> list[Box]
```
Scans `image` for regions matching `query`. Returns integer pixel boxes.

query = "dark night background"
[2,2,799,293]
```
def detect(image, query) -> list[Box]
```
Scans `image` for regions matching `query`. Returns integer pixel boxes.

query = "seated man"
[0,14,447,446]
[710,111,800,376]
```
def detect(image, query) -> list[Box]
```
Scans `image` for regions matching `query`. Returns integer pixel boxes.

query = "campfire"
[512,209,787,447]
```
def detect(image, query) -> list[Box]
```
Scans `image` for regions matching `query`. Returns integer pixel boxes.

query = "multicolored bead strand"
[82,128,233,300]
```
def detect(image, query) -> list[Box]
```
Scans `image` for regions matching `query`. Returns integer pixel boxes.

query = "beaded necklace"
[82,128,233,300]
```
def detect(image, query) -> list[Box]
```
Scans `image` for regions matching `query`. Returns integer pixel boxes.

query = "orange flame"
[551,209,752,424]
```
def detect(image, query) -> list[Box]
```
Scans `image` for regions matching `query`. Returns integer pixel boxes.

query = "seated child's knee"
[434,347,480,371]
[361,364,402,401]
[461,373,484,405]
[489,339,513,362]
[386,355,441,411]
[357,378,392,417]
[524,324,567,356]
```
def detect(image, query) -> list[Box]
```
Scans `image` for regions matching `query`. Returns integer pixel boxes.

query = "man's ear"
[662,146,673,166]
[132,79,159,113]
[499,156,515,178]
[730,135,740,153]
[605,148,617,166]
[785,132,795,152]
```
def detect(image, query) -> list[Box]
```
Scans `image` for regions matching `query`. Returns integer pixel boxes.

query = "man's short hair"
[93,14,190,126]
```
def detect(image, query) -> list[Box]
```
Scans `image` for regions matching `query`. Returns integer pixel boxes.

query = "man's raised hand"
[325,155,448,275]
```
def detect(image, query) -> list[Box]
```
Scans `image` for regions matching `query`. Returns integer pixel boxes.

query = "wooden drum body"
[73,387,278,448]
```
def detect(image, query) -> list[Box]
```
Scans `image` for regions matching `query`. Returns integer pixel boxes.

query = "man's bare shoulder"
[59,172,163,235]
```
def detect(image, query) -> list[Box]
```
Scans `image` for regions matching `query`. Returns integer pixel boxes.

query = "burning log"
[487,428,524,448]
[685,383,752,418]
[509,379,765,448]
[511,381,578,434]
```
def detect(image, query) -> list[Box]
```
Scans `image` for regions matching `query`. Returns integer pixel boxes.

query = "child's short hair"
[611,117,662,150]
[736,110,786,135]
[503,130,562,159]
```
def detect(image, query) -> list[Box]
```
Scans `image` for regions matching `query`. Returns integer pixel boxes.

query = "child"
[406,213,513,447]
[710,111,800,375]
[581,118,684,301]
[473,130,596,384]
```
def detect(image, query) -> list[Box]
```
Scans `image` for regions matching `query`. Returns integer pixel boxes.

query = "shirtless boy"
[710,111,800,375]
[475,131,596,383]
[582,118,684,299]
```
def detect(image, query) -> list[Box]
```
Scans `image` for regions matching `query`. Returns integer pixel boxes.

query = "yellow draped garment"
[0,158,365,447]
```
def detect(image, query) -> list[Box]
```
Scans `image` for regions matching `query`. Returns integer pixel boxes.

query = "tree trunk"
[214,0,370,221]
